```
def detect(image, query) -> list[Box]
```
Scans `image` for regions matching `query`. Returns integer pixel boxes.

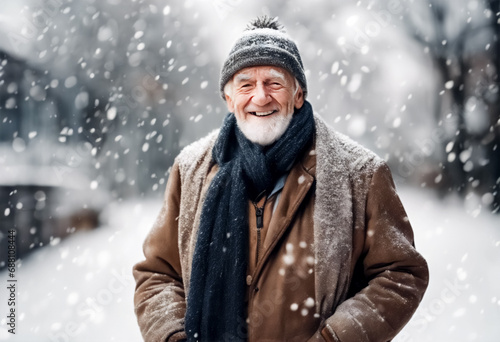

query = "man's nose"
[252,83,271,106]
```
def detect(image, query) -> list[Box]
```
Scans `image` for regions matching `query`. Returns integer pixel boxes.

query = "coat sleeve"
[133,161,188,342]
[321,162,429,342]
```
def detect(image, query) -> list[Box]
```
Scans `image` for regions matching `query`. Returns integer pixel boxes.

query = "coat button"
[246,275,252,285]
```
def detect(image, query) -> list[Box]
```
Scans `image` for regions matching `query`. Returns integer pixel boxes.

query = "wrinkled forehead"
[233,66,293,83]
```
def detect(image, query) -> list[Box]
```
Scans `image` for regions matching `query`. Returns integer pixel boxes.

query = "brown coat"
[133,115,429,342]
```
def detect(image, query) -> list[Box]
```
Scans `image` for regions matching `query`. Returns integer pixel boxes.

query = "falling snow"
[0,0,498,341]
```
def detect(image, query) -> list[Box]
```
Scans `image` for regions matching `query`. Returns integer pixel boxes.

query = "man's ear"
[225,93,235,113]
[294,86,304,109]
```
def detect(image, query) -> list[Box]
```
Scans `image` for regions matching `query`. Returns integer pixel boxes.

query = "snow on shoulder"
[175,129,219,170]
[314,113,383,173]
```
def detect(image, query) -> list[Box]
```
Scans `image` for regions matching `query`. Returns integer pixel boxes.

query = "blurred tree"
[486,0,500,212]
[401,0,500,212]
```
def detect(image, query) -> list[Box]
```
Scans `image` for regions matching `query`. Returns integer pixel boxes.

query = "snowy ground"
[395,189,500,342]
[0,187,499,342]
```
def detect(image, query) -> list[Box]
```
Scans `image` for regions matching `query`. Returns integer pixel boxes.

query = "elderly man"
[133,16,429,342]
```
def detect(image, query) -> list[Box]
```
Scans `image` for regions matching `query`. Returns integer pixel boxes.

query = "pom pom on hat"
[245,15,285,32]
[219,15,307,100]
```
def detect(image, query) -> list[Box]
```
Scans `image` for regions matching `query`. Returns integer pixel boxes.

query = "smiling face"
[224,66,304,146]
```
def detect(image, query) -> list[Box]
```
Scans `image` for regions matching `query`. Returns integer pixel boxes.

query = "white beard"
[236,112,293,146]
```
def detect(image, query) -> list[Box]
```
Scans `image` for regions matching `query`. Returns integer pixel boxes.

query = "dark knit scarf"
[185,101,315,341]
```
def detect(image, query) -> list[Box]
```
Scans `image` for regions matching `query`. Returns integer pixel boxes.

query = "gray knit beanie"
[219,16,307,100]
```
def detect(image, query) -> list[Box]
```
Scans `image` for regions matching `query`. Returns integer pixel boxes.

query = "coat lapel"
[313,114,379,316]
[177,130,219,296]
[313,115,354,315]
